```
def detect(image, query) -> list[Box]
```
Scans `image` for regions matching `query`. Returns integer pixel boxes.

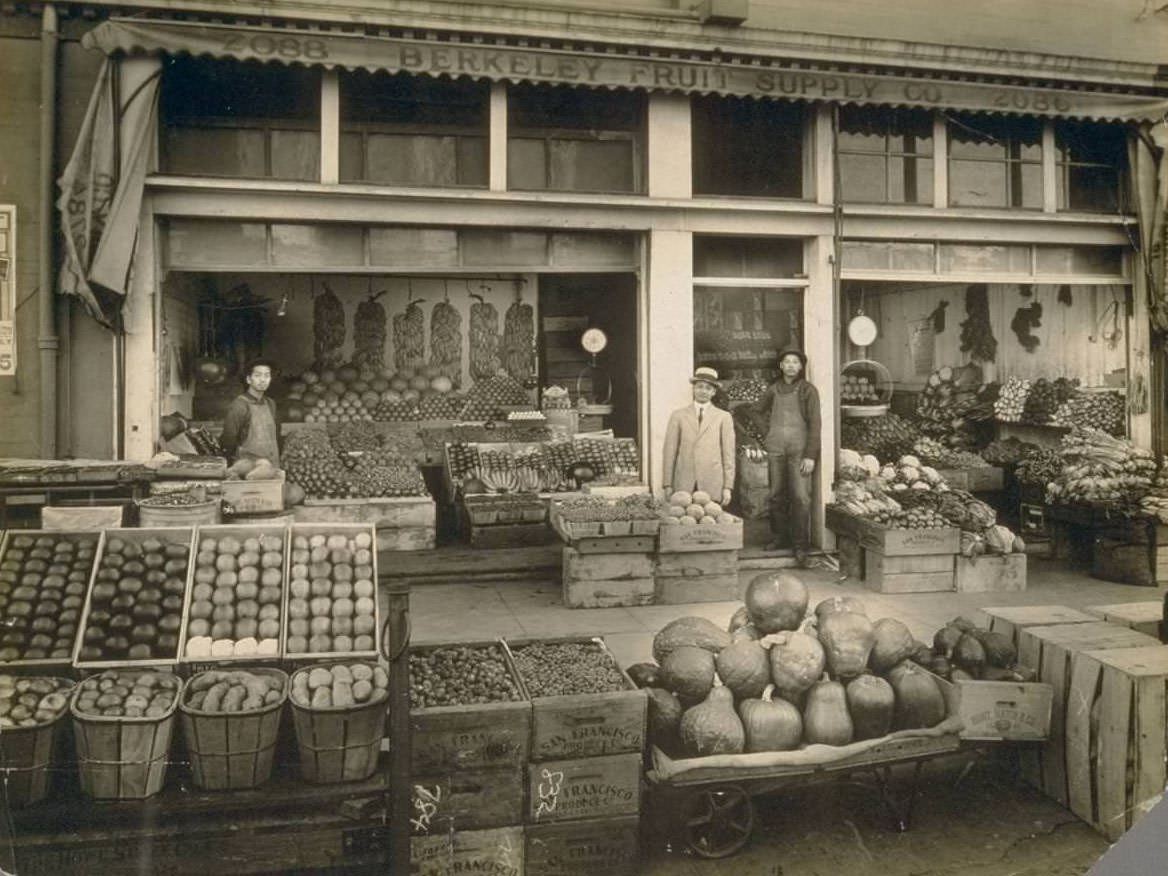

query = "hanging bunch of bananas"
[393,294,426,373]
[469,292,501,383]
[430,295,463,388]
[502,287,535,382]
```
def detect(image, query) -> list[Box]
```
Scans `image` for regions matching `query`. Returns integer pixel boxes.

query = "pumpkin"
[846,674,895,740]
[715,639,770,701]
[647,687,684,754]
[744,571,808,633]
[660,645,716,705]
[738,684,802,752]
[727,605,752,633]
[814,596,867,622]
[731,622,762,643]
[679,685,745,757]
[818,610,875,681]
[869,618,916,672]
[625,662,661,689]
[802,679,853,746]
[766,629,825,706]
[888,661,947,730]
[652,617,732,664]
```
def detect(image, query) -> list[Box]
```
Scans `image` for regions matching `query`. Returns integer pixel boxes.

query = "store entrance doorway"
[537,273,639,442]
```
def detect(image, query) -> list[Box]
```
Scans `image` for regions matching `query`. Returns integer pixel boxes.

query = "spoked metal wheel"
[682,784,756,859]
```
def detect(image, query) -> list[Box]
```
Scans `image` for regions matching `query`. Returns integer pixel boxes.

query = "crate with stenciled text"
[527,752,642,824]
[526,814,641,876]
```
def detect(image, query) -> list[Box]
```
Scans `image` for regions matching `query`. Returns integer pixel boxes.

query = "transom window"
[837,106,934,204]
[947,113,1043,209]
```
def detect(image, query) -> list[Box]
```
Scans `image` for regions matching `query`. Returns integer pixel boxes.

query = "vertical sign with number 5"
[0,204,15,376]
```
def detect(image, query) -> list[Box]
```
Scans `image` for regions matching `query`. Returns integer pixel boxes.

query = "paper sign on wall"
[0,205,13,376]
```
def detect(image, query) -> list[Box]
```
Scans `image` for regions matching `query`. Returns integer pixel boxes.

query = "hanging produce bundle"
[469,293,501,383]
[840,413,921,464]
[1019,377,1078,425]
[313,283,346,370]
[1049,390,1125,436]
[1139,457,1168,522]
[352,291,388,371]
[502,289,535,382]
[392,295,426,373]
[429,297,463,388]
[993,377,1032,422]
[1045,427,1156,510]
[959,284,997,363]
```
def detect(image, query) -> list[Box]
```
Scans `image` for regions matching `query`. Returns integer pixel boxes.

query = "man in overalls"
[219,359,281,468]
[747,347,821,565]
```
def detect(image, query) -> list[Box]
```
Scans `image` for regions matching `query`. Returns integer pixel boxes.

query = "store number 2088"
[222,34,329,61]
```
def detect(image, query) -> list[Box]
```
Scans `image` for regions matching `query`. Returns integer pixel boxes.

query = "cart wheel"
[682,784,755,859]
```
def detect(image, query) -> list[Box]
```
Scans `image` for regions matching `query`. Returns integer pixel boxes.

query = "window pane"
[509,83,643,131]
[839,154,887,202]
[456,137,488,187]
[1056,121,1126,165]
[694,236,803,278]
[269,130,320,182]
[887,157,933,204]
[339,133,364,181]
[949,114,1040,160]
[368,228,459,267]
[1066,166,1121,212]
[342,71,487,127]
[507,139,548,190]
[162,128,267,177]
[162,56,320,121]
[692,96,804,197]
[1018,163,1043,209]
[165,220,268,268]
[950,160,1008,207]
[270,224,363,267]
[888,111,933,155]
[1036,246,1124,276]
[939,244,1029,274]
[548,139,634,192]
[365,134,459,186]
[461,231,548,266]
[838,106,888,152]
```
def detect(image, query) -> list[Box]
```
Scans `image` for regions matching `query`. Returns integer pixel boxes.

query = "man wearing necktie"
[662,367,736,507]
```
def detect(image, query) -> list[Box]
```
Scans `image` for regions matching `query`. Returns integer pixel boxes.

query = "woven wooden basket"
[288,663,387,784]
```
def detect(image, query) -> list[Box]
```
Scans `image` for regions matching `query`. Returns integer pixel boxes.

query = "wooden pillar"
[805,235,838,550]
[489,82,507,192]
[647,93,691,199]
[320,70,339,185]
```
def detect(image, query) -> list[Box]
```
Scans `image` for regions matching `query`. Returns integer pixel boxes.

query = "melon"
[698,516,717,525]
[431,376,454,394]
[703,502,723,517]
[692,490,712,505]
[669,491,693,508]
[679,516,697,526]
[301,371,320,385]
[685,504,705,520]
[667,505,687,518]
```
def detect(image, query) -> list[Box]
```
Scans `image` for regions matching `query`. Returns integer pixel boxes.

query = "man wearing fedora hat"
[662,366,736,507]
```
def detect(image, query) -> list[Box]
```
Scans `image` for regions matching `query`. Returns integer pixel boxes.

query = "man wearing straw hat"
[662,366,736,508]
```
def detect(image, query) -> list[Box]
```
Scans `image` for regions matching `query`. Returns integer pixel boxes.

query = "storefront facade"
[2,1,1166,548]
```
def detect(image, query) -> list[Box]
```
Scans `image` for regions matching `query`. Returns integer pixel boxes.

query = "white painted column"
[320,70,340,185]
[813,104,834,206]
[932,115,948,209]
[1041,122,1058,213]
[805,235,838,550]
[119,56,163,462]
[645,229,693,494]
[489,82,508,192]
[647,93,691,199]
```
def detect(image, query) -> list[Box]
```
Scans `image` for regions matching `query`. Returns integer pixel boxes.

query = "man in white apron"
[219,360,281,468]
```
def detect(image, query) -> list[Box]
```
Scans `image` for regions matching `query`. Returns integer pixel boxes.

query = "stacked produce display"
[840,413,922,464]
[919,617,1035,683]
[1045,427,1156,511]
[408,643,523,709]
[283,425,430,500]
[283,363,462,425]
[660,490,736,527]
[448,436,640,495]
[284,528,378,657]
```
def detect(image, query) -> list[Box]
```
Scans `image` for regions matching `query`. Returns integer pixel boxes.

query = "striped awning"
[83,18,1168,123]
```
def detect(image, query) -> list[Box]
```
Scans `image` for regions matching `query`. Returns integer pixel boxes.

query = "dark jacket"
[219,392,279,461]
[746,377,821,461]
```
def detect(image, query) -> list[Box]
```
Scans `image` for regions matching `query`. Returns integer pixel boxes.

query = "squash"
[952,633,987,678]
[626,662,662,689]
[727,605,752,633]
[652,617,732,664]
[814,596,867,622]
[980,631,1017,669]
[660,645,716,705]
[715,639,771,701]
[647,687,684,754]
[868,618,916,672]
[679,685,745,757]
[744,571,808,633]
[818,610,875,681]
[888,661,947,730]
[802,679,853,746]
[731,622,762,643]
[766,630,825,706]
[846,674,894,740]
[738,684,802,752]
[933,624,963,658]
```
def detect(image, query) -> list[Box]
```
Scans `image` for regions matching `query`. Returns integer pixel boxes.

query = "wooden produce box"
[528,752,642,824]
[1091,528,1168,586]
[562,547,654,609]
[836,534,863,581]
[221,472,285,515]
[826,507,961,556]
[464,494,547,526]
[292,495,436,552]
[862,549,954,594]
[1065,645,1168,841]
[654,549,741,603]
[1016,622,1161,807]
[936,466,1004,492]
[657,518,742,553]
[410,766,526,834]
[410,641,532,773]
[954,553,1027,592]
[411,825,525,876]
[1084,601,1164,638]
[976,605,1097,651]
[469,520,556,550]
[526,814,641,876]
[504,637,646,761]
[933,673,1053,742]
[0,529,105,675]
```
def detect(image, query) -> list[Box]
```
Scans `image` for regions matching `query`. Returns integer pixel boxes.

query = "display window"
[947,113,1043,209]
[160,57,321,181]
[837,106,934,205]
[507,83,645,193]
[691,95,806,198]
[339,72,489,188]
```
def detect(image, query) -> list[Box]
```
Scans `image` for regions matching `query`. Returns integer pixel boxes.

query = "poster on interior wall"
[0,205,14,376]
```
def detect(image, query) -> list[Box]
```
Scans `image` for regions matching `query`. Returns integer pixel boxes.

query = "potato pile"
[291,662,388,709]
[185,532,284,659]
[185,670,286,713]
[73,670,181,718]
[660,490,736,526]
[79,535,189,663]
[0,533,97,662]
[285,530,377,655]
[0,675,73,727]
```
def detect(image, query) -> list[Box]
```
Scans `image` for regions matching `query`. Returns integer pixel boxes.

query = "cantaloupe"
[669,491,693,508]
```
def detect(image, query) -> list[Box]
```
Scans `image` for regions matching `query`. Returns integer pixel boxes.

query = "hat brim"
[690,377,721,386]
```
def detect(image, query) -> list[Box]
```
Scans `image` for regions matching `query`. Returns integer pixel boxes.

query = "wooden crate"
[412,826,525,876]
[1016,622,1161,806]
[657,518,742,553]
[954,553,1027,592]
[292,496,436,552]
[1065,645,1168,841]
[471,521,556,550]
[221,473,285,515]
[859,523,961,557]
[654,572,742,604]
[564,575,655,609]
[526,814,641,876]
[1084,601,1164,638]
[654,550,738,579]
[932,674,1053,742]
[936,466,1004,492]
[528,752,642,824]
[563,547,654,582]
[976,605,1097,651]
[504,637,646,761]
[410,766,525,833]
[410,641,532,773]
[863,549,954,594]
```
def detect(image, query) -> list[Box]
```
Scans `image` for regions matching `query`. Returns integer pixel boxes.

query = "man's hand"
[799,458,816,476]
[721,488,732,506]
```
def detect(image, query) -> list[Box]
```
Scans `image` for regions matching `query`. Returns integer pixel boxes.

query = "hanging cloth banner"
[1130,124,1168,335]
[56,58,160,329]
[82,18,1168,123]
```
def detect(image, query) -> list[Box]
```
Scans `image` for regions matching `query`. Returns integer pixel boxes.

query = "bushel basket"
[289,662,388,784]
[0,676,76,807]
